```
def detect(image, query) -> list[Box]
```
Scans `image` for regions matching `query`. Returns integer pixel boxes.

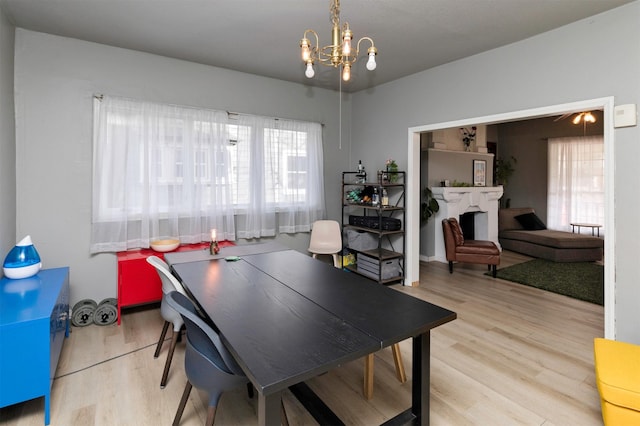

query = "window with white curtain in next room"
[547,135,604,235]
[90,95,325,254]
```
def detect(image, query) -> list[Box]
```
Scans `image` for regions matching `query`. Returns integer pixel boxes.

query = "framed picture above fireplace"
[473,159,486,186]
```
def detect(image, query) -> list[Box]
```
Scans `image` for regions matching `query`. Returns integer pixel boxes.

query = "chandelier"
[299,0,377,82]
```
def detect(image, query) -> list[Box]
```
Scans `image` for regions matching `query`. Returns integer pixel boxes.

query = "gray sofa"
[498,207,603,262]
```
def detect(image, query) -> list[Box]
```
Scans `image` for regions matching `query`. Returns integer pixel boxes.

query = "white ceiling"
[0,0,634,92]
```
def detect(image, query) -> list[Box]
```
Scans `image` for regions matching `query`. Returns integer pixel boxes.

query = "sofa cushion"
[499,229,604,249]
[458,240,500,255]
[515,212,547,230]
[499,207,535,231]
[499,237,603,262]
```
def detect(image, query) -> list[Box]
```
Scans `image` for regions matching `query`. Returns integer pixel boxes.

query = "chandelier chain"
[331,0,340,26]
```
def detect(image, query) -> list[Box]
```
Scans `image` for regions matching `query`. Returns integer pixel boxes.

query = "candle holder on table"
[209,229,220,255]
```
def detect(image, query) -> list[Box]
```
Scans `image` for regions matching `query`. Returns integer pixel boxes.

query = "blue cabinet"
[0,267,70,425]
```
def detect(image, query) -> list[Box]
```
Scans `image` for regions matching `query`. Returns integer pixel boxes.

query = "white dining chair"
[308,220,407,399]
[308,220,342,268]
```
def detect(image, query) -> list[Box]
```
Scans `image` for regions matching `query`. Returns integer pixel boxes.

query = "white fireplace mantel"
[432,186,504,263]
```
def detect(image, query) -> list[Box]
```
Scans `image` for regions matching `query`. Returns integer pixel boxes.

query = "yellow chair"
[594,338,640,425]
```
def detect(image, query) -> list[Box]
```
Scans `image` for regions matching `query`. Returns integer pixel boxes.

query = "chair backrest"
[442,218,464,261]
[165,291,245,377]
[308,220,342,254]
[448,218,465,245]
[147,255,188,296]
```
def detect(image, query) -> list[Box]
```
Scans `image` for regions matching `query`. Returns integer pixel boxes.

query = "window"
[547,136,604,234]
[91,96,325,253]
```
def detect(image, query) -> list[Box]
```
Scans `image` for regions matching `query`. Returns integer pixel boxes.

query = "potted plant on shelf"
[385,158,399,183]
[460,127,477,152]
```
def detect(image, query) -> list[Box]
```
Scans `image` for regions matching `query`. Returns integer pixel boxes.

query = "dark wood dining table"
[166,244,456,425]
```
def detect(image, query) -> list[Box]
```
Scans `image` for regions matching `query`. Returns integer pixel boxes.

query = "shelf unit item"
[0,267,70,425]
[341,171,405,285]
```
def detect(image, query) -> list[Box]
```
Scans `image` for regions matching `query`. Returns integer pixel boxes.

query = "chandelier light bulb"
[300,38,311,62]
[305,62,315,78]
[342,29,352,56]
[572,113,582,125]
[366,51,377,71]
[584,112,596,123]
[342,63,351,81]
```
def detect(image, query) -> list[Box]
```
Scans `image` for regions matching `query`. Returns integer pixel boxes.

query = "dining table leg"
[258,390,282,426]
[413,332,431,425]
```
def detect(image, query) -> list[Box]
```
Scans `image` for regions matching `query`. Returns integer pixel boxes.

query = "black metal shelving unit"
[341,171,405,285]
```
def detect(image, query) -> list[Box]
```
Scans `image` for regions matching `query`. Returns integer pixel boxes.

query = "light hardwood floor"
[0,251,604,425]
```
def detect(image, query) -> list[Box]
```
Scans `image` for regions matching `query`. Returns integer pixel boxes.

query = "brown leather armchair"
[442,217,500,277]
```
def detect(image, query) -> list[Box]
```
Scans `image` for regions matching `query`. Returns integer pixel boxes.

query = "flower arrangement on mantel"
[460,126,477,152]
[385,158,398,182]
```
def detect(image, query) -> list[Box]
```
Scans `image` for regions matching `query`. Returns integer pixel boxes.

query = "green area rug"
[487,259,604,305]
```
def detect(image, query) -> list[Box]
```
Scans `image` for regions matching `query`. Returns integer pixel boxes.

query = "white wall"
[0,8,15,262]
[351,2,640,344]
[13,29,351,304]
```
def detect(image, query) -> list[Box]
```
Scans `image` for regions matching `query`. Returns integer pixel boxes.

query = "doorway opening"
[406,97,615,339]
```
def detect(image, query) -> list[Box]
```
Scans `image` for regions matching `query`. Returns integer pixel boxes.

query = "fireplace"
[431,186,503,263]
[459,212,476,240]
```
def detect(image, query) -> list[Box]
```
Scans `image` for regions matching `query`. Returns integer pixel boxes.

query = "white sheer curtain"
[91,96,236,253]
[547,135,604,234]
[91,95,325,253]
[231,115,325,238]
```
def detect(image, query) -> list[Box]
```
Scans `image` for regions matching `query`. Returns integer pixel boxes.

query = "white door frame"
[406,97,615,339]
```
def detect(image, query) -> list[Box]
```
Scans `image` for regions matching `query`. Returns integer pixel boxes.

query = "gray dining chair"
[165,291,289,426]
[147,255,189,389]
